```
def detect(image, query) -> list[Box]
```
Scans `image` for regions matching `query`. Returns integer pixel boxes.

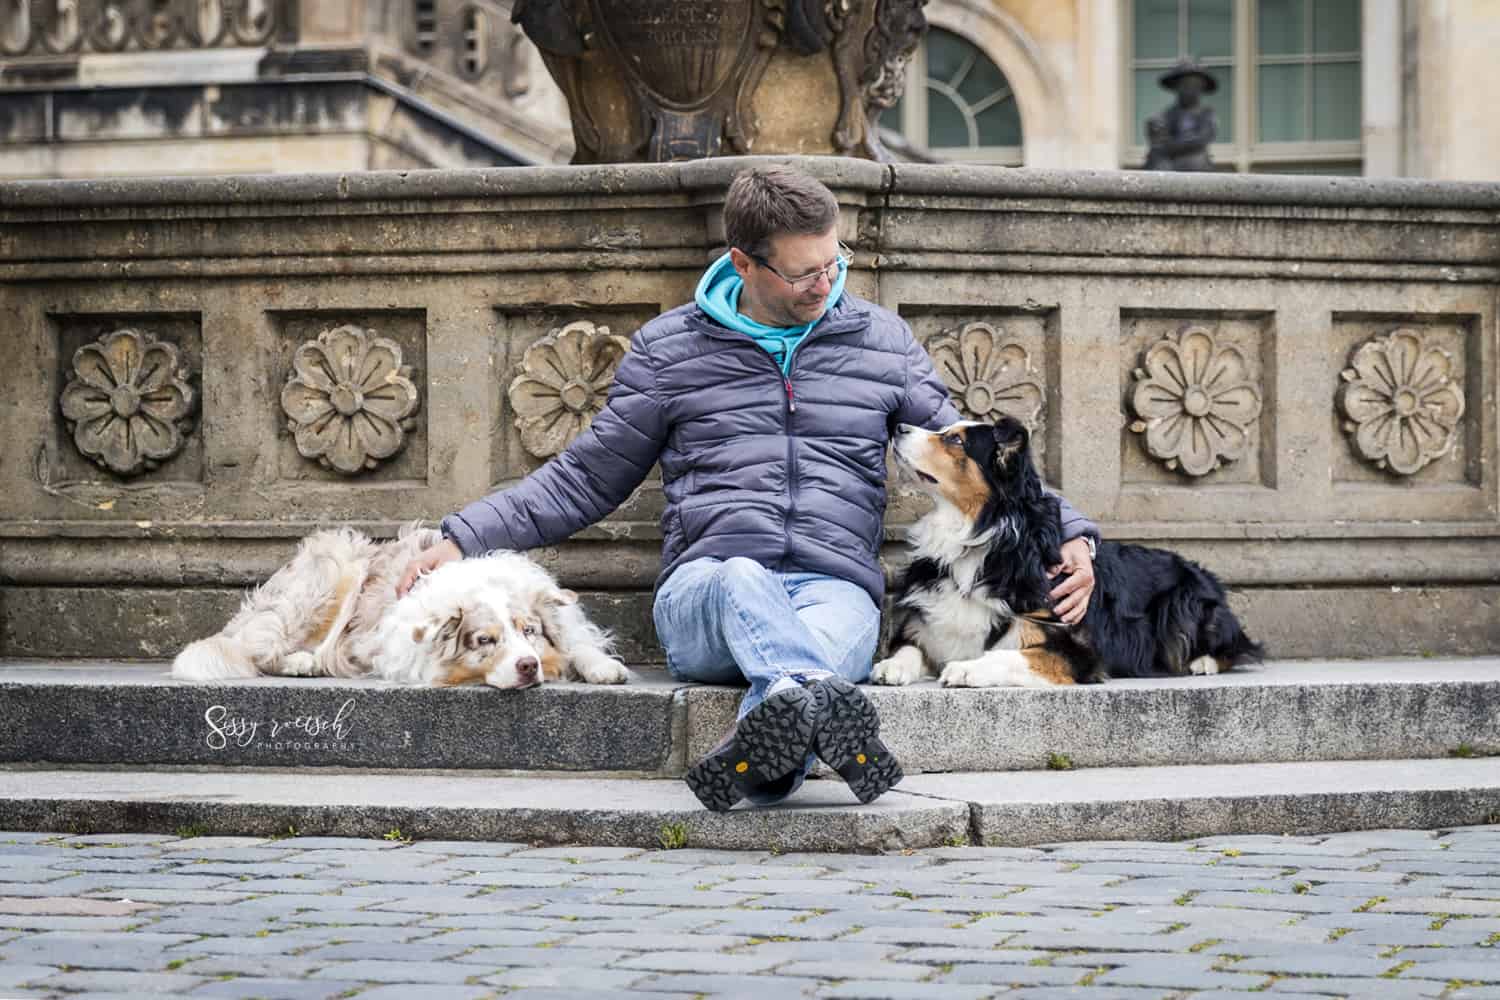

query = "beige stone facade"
[0,0,574,178]
[904,0,1499,180]
[2,2,1497,180]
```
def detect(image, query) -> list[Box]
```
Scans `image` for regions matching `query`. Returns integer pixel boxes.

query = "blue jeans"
[653,557,881,803]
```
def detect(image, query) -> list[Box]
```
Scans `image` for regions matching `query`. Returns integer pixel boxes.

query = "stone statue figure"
[1144,57,1218,171]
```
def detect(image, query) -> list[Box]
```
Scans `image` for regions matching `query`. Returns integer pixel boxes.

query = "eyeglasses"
[746,243,853,293]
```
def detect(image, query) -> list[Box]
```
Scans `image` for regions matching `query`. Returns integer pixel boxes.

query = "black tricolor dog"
[872,416,1263,688]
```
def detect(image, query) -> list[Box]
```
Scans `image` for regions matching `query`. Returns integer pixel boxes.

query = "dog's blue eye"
[522,625,537,637]
[942,434,962,446]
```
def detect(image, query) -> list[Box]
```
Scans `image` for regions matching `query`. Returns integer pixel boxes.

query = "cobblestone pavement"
[0,826,1498,999]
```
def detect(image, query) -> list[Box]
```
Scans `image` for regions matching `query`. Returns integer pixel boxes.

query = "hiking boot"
[683,684,819,812]
[804,676,903,804]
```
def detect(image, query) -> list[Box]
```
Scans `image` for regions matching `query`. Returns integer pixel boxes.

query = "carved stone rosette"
[1128,326,1263,477]
[508,320,631,458]
[58,328,196,476]
[923,322,1044,432]
[511,0,928,162]
[1337,328,1466,476]
[280,325,420,476]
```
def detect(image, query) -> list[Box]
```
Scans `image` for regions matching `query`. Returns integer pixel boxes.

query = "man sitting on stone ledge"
[399,165,1099,811]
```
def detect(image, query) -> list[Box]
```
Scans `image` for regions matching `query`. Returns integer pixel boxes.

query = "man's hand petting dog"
[398,538,463,597]
[1048,536,1096,625]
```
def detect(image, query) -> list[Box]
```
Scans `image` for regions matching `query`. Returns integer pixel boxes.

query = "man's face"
[732,228,841,328]
[1177,75,1205,105]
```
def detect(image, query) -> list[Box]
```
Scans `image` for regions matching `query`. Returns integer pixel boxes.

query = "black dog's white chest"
[905,576,1015,665]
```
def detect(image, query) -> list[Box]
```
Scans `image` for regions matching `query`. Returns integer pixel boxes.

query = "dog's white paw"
[938,659,982,687]
[871,657,915,686]
[279,651,320,676]
[575,654,629,685]
[871,646,925,686]
[939,653,1025,688]
[1188,655,1221,676]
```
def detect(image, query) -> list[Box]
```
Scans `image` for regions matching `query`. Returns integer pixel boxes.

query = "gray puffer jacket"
[441,292,1097,605]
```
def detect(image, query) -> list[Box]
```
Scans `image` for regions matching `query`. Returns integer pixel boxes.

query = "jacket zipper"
[783,369,797,571]
[691,308,864,571]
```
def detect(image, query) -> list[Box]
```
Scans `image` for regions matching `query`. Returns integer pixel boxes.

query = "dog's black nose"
[515,657,539,680]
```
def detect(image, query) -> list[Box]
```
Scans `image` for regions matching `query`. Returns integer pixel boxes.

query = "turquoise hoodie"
[693,250,847,375]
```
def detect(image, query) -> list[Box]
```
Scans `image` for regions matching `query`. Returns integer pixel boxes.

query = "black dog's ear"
[990,419,1029,471]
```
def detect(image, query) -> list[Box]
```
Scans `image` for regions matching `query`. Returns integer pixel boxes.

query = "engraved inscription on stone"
[609,1,725,49]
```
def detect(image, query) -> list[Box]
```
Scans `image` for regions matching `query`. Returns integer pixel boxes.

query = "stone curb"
[688,659,1500,773]
[0,771,969,853]
[0,759,1497,851]
[2,660,1497,775]
[904,759,1500,847]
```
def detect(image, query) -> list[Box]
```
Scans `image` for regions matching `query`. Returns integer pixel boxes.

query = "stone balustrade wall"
[2,157,1497,660]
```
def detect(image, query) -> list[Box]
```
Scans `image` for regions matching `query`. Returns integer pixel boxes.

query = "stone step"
[1,758,1497,851]
[2,658,1497,775]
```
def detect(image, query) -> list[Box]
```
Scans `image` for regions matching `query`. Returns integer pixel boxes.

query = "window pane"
[976,98,1022,148]
[1258,0,1305,55]
[1188,0,1233,58]
[957,45,1010,108]
[1134,0,1179,60]
[1208,69,1234,142]
[1313,0,1360,52]
[1259,63,1306,141]
[1313,61,1361,139]
[927,89,972,148]
[926,28,969,86]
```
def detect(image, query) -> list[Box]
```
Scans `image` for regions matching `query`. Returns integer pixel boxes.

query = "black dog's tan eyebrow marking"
[921,426,992,519]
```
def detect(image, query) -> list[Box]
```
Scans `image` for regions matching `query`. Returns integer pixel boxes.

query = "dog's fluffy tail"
[172,635,259,681]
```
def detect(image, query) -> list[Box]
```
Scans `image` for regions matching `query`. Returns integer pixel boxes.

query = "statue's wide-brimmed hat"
[1159,57,1219,93]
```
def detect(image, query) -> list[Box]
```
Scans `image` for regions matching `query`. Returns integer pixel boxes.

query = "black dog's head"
[891,416,1037,519]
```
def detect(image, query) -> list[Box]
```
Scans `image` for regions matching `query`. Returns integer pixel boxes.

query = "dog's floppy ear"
[990,419,1029,471]
[433,606,466,654]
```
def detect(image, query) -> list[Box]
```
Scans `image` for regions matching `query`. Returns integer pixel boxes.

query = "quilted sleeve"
[440,330,667,555]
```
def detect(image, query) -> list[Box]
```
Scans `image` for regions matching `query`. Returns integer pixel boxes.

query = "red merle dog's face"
[415,590,576,690]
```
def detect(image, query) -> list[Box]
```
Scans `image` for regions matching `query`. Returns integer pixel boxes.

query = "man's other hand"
[397,539,463,597]
[1047,537,1096,626]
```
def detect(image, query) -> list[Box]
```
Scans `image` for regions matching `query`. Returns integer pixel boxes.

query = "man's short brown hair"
[724,166,839,260]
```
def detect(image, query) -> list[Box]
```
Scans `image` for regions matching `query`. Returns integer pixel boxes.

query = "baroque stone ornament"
[509,320,631,458]
[59,328,196,476]
[855,0,927,158]
[1128,326,1262,477]
[511,0,928,162]
[0,0,280,56]
[924,322,1044,431]
[280,325,420,475]
[1337,328,1466,476]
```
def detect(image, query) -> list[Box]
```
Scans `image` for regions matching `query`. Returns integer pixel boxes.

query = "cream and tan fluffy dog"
[172,527,627,689]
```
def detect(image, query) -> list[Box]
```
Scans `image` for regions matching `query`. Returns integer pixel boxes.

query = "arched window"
[883,27,1024,165]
